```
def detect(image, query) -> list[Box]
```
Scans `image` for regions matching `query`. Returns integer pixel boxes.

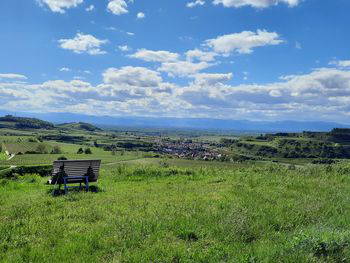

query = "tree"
[84,148,92,154]
[77,148,84,154]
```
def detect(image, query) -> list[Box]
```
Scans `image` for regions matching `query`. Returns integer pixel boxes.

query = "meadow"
[1,161,350,262]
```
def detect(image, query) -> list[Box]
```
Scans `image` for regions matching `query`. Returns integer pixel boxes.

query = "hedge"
[0,165,52,179]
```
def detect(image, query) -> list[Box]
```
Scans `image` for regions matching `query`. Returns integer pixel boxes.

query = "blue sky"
[1,0,350,123]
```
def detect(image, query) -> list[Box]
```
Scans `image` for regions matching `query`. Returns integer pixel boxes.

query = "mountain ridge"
[0,110,348,132]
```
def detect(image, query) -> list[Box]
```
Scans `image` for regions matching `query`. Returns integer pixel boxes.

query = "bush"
[57,156,67,160]
[77,148,84,154]
[0,165,52,179]
[84,148,92,154]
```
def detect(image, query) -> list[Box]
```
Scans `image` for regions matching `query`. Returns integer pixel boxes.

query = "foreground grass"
[1,162,350,262]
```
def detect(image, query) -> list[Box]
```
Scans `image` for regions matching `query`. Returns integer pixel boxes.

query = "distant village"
[153,139,228,161]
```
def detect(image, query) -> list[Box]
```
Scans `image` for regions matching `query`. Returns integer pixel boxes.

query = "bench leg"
[85,176,89,192]
[64,178,68,194]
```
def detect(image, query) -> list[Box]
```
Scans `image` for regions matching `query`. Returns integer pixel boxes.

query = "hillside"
[221,128,350,161]
[0,115,54,130]
[1,162,350,262]
[57,122,102,132]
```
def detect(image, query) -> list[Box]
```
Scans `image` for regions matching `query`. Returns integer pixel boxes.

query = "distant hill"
[57,122,102,132]
[0,111,349,132]
[0,115,54,130]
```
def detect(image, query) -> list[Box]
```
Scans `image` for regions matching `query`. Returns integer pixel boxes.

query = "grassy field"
[0,152,7,161]
[1,161,350,262]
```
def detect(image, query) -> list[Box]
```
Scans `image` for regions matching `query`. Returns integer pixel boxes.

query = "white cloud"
[107,0,128,15]
[186,49,217,62]
[126,32,135,36]
[176,67,350,121]
[85,4,94,11]
[212,0,300,8]
[187,0,205,8]
[2,66,350,123]
[59,67,71,72]
[37,0,83,13]
[329,60,350,68]
[137,12,145,19]
[103,67,162,87]
[193,73,233,86]
[158,61,212,77]
[295,41,302,49]
[59,33,108,55]
[106,26,117,31]
[130,49,180,63]
[0,74,27,80]
[193,73,233,85]
[118,45,131,52]
[205,30,283,54]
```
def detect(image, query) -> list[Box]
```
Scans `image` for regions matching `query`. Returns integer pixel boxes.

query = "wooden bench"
[49,160,101,194]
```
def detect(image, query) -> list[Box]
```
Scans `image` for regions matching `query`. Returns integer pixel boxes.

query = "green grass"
[1,162,350,262]
[0,152,7,161]
[0,165,10,171]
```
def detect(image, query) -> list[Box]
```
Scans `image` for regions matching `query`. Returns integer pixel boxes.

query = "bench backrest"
[52,160,101,182]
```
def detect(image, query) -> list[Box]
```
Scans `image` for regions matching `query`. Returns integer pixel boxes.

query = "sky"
[0,0,350,123]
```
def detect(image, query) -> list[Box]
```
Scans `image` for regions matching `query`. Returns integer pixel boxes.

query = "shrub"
[84,148,92,154]
[0,165,52,179]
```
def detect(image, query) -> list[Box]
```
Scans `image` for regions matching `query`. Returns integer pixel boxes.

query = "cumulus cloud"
[205,30,283,54]
[212,0,300,8]
[130,49,180,63]
[59,33,108,55]
[0,74,27,80]
[137,12,145,19]
[187,0,205,8]
[2,67,350,122]
[85,5,94,11]
[59,67,71,72]
[179,68,350,119]
[118,45,131,52]
[192,73,233,85]
[329,60,350,68]
[158,61,212,77]
[103,67,162,87]
[186,49,217,62]
[107,0,128,15]
[37,0,83,13]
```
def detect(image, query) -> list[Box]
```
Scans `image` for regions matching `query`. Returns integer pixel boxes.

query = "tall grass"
[0,162,349,262]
